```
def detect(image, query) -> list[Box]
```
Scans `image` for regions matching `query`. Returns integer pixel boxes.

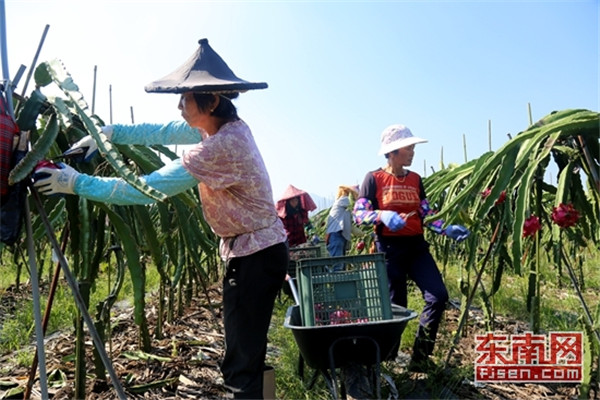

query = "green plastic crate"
[288,245,322,278]
[297,253,392,327]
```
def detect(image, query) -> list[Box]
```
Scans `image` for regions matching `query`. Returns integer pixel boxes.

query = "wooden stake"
[488,120,492,152]
[463,133,467,163]
[109,84,113,124]
[92,65,97,114]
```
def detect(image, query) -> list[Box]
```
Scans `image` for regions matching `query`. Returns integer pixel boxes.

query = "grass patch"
[0,257,162,355]
[0,299,34,352]
[268,299,333,399]
[14,348,36,368]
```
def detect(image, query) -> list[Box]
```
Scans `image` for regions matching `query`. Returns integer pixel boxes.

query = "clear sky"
[4,0,599,209]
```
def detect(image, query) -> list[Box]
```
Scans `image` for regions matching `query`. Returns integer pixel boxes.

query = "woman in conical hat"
[34,39,287,399]
[276,184,316,247]
[276,184,316,216]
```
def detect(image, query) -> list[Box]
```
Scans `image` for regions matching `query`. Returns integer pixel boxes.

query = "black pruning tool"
[52,146,90,163]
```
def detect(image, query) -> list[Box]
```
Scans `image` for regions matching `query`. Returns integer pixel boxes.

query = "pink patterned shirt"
[181,120,287,260]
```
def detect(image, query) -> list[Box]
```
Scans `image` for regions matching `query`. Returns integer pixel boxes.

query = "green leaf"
[127,377,178,394]
[9,112,59,184]
[98,205,146,328]
[34,62,53,87]
[511,129,562,273]
[133,205,164,270]
[79,197,91,280]
[16,88,47,130]
[38,60,168,202]
[121,350,172,362]
[474,147,518,222]
[117,144,165,174]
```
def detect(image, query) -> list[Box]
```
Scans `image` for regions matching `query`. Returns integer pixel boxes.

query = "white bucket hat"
[377,124,427,155]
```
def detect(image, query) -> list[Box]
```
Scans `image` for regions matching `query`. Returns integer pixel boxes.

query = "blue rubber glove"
[444,225,470,242]
[379,210,406,232]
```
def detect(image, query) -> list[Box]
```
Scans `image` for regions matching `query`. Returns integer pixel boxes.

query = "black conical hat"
[145,39,268,94]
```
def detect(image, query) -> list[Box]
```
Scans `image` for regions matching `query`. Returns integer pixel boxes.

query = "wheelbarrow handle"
[286,274,301,305]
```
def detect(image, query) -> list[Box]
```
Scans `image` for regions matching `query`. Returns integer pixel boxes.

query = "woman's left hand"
[444,225,470,242]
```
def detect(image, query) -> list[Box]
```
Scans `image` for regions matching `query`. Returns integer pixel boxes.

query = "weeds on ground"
[0,260,162,355]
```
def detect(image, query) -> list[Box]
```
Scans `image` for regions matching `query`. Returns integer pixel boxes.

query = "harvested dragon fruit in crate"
[299,254,392,326]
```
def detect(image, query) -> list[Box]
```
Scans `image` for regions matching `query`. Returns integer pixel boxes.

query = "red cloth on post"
[0,93,20,197]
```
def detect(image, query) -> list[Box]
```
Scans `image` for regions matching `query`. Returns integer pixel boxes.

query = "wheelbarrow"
[284,304,417,399]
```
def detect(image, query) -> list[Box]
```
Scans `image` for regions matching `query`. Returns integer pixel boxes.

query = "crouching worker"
[34,39,288,399]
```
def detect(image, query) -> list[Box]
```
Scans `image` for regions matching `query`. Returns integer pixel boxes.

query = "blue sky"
[4,0,599,209]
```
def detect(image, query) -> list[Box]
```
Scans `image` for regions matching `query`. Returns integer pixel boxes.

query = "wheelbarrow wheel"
[329,336,381,400]
[341,362,376,400]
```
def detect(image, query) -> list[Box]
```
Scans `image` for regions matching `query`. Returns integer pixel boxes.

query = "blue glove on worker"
[444,225,470,242]
[62,126,113,162]
[33,162,80,195]
[379,210,406,232]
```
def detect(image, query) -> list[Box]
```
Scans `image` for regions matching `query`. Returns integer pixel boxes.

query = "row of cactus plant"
[4,59,219,396]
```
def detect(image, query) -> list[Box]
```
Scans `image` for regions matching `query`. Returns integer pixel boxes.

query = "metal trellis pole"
[1,1,48,397]
[29,188,127,400]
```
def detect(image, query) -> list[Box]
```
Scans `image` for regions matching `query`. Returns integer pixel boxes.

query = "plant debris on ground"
[0,283,593,400]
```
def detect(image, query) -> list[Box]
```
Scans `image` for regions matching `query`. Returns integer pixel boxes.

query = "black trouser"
[220,241,288,399]
[376,235,449,360]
